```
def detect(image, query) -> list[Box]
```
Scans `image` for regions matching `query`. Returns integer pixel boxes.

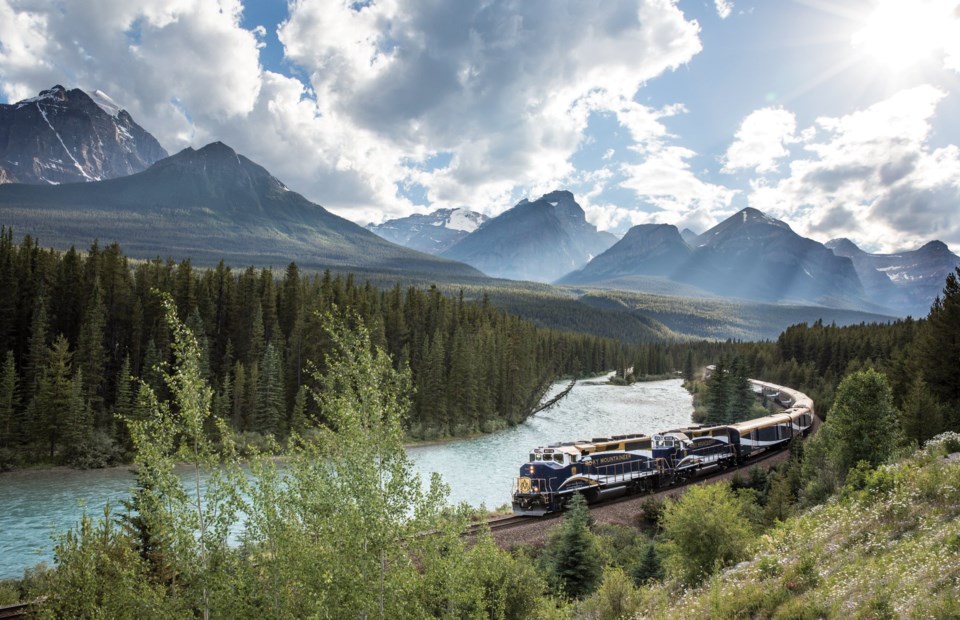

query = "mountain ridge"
[367,207,488,254]
[441,190,616,282]
[0,140,483,278]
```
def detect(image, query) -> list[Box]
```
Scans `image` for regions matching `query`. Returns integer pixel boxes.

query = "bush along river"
[0,374,693,580]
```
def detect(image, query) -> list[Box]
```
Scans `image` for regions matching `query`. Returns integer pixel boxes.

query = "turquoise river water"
[0,375,693,580]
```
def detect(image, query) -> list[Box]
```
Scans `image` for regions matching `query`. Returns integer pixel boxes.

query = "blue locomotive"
[512,379,814,516]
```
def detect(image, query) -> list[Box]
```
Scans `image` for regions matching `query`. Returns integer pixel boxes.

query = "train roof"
[731,411,794,433]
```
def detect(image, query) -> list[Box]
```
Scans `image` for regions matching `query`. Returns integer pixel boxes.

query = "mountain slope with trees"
[0,142,480,279]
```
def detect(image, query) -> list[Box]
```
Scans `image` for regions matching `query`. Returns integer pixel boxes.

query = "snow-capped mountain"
[441,190,617,282]
[827,238,960,316]
[367,207,488,254]
[0,85,167,185]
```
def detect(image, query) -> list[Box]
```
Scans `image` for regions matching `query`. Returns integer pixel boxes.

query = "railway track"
[0,601,34,620]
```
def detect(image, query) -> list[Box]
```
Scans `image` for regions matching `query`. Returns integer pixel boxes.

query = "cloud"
[0,0,264,152]
[620,143,738,221]
[746,85,960,252]
[715,0,733,20]
[721,107,797,174]
[0,0,705,224]
[275,0,704,218]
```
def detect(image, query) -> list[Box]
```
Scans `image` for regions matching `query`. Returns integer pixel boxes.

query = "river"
[0,375,692,580]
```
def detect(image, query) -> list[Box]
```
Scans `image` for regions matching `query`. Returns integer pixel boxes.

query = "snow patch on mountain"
[446,208,484,232]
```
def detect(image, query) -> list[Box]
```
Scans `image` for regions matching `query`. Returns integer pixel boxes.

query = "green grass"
[634,433,960,618]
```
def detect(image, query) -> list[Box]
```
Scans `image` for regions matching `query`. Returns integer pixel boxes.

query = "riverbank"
[0,376,694,580]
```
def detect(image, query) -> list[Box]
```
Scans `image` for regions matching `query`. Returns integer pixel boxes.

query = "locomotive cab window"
[554,454,564,464]
[529,454,536,462]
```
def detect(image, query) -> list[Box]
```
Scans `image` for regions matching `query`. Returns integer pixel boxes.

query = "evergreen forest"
[0,228,684,469]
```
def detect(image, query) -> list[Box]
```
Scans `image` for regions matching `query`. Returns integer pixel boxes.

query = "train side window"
[529,454,536,462]
[554,454,564,464]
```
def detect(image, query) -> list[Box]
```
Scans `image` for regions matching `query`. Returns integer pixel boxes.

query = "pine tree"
[113,355,135,451]
[33,335,76,459]
[0,350,19,448]
[683,350,695,382]
[255,342,285,437]
[630,542,663,586]
[76,276,107,417]
[899,376,944,445]
[917,267,960,408]
[541,493,601,599]
[232,361,246,431]
[707,357,729,424]
[25,295,49,400]
[289,384,308,436]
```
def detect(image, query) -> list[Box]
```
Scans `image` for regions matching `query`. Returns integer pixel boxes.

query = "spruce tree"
[630,542,663,586]
[255,342,284,436]
[33,335,76,460]
[899,376,944,445]
[917,267,960,408]
[0,350,19,448]
[541,493,601,599]
[76,276,107,416]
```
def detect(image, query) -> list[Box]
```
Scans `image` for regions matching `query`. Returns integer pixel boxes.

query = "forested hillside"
[0,228,645,468]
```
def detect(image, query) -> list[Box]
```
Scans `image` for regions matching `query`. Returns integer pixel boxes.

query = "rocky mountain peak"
[0,85,168,184]
[826,238,865,256]
[441,190,616,282]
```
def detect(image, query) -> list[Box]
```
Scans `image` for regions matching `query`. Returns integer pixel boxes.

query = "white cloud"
[276,0,703,217]
[722,107,797,174]
[620,144,738,221]
[0,0,706,225]
[747,85,960,252]
[715,0,733,20]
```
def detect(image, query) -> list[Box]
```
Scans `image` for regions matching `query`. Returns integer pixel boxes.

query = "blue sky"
[2,0,959,253]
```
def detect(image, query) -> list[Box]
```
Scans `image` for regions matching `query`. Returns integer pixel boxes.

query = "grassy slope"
[639,436,960,618]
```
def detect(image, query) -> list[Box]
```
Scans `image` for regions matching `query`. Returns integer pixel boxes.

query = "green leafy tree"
[541,493,602,599]
[122,293,246,619]
[824,368,900,477]
[660,482,754,585]
[241,310,448,618]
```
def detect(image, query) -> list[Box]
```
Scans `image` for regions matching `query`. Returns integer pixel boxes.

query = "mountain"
[558,224,691,284]
[678,207,865,305]
[0,85,167,184]
[827,237,960,315]
[0,141,483,278]
[440,190,616,282]
[367,207,488,254]
[680,227,699,245]
[560,207,870,309]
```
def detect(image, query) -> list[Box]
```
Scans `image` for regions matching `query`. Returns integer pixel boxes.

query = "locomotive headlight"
[527,465,535,474]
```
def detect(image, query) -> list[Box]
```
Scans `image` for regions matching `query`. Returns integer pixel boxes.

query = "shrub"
[659,482,755,585]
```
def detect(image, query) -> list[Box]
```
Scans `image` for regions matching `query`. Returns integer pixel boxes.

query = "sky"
[1,0,959,254]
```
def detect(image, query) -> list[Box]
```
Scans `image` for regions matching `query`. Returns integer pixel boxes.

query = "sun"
[852,0,956,72]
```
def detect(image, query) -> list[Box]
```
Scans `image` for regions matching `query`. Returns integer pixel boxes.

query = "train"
[511,376,815,516]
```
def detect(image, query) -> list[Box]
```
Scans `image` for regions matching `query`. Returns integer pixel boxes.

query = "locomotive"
[511,378,814,516]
